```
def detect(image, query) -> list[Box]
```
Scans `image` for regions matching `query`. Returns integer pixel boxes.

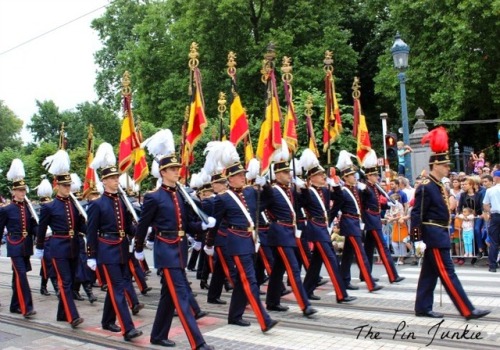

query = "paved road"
[0,246,499,349]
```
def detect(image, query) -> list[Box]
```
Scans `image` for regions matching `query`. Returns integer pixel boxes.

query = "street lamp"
[380,113,388,167]
[391,32,412,183]
[454,142,460,172]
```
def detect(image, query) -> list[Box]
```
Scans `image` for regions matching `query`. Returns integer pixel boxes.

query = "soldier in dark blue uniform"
[36,171,85,328]
[333,151,383,293]
[412,127,490,320]
[204,171,236,305]
[135,154,214,350]
[299,150,356,303]
[0,159,37,318]
[209,160,278,333]
[36,178,59,297]
[265,158,317,317]
[86,152,143,341]
[360,150,405,284]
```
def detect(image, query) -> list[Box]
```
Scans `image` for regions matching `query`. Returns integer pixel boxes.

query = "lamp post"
[380,112,388,167]
[391,32,412,183]
[454,142,460,172]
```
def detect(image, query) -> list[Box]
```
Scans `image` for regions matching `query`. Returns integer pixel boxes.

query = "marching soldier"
[86,143,142,341]
[265,146,317,317]
[35,150,85,328]
[333,151,383,292]
[36,177,59,297]
[134,129,214,349]
[207,141,278,332]
[412,127,490,320]
[360,150,405,284]
[299,149,356,303]
[204,167,236,305]
[0,159,37,318]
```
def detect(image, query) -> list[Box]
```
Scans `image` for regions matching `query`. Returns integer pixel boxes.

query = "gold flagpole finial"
[304,95,313,118]
[261,42,276,84]
[218,92,227,116]
[323,50,334,74]
[227,51,237,78]
[281,56,293,83]
[59,122,66,150]
[352,76,361,99]
[188,42,200,71]
[122,71,131,97]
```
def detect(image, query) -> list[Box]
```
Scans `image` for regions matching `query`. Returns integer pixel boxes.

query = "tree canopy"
[0,100,23,151]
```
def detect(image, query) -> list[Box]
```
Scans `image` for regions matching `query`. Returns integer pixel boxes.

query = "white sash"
[273,185,296,222]
[342,186,365,230]
[274,184,300,237]
[310,186,327,223]
[226,190,257,247]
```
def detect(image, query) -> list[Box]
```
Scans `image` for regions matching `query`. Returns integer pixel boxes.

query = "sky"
[0,0,110,143]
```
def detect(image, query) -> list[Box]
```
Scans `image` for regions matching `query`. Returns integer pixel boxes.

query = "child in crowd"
[458,207,475,257]
[386,193,411,264]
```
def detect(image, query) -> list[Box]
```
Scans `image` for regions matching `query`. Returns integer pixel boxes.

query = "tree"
[374,0,500,149]
[27,100,64,144]
[0,100,23,151]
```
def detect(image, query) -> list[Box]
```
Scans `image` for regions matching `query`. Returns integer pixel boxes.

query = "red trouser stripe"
[348,236,374,290]
[11,260,27,315]
[432,248,471,317]
[95,266,104,286]
[259,247,272,274]
[52,259,73,323]
[102,265,126,335]
[233,256,266,330]
[296,238,310,269]
[371,230,396,282]
[128,259,144,292]
[277,247,305,310]
[41,258,48,279]
[163,269,197,349]
[215,246,233,286]
[208,255,214,273]
[314,242,344,300]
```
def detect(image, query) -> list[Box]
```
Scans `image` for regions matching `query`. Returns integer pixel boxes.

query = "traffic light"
[386,133,398,159]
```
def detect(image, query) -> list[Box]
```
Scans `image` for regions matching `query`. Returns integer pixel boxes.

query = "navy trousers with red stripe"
[52,257,80,322]
[266,246,310,310]
[101,263,135,334]
[415,248,474,318]
[303,241,348,301]
[207,246,236,301]
[229,254,273,330]
[151,268,205,349]
[364,229,399,282]
[341,235,377,291]
[10,256,34,315]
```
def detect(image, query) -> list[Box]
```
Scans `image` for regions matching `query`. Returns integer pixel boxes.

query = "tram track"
[1,270,498,349]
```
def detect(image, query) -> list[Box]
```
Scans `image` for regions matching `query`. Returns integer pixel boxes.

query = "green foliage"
[0,101,23,151]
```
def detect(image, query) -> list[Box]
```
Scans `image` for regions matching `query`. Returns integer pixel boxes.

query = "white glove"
[326,178,340,187]
[357,182,367,191]
[387,201,396,207]
[187,235,196,244]
[193,241,202,251]
[145,240,154,250]
[203,245,214,256]
[34,249,44,260]
[293,177,306,189]
[134,251,145,261]
[255,175,267,186]
[202,216,216,230]
[87,259,97,271]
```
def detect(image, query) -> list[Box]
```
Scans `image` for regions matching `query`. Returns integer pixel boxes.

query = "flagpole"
[281,55,296,176]
[217,92,227,141]
[324,51,334,166]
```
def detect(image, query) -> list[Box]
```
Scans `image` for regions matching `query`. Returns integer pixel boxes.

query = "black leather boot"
[83,282,97,303]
